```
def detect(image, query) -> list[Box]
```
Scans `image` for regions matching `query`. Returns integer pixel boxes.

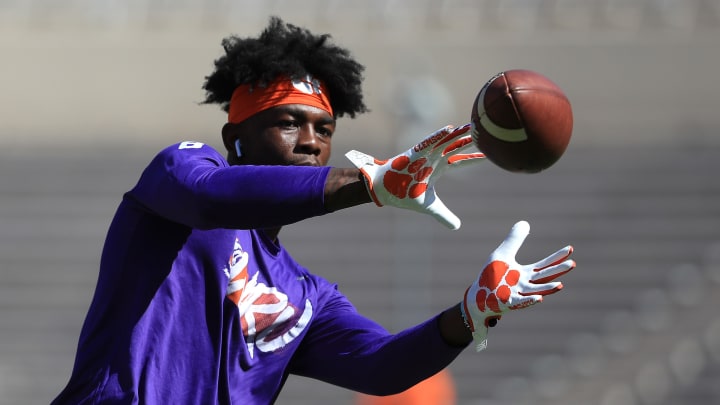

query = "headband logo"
[292,75,323,96]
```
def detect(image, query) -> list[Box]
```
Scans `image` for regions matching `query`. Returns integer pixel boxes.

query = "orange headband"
[228,75,333,124]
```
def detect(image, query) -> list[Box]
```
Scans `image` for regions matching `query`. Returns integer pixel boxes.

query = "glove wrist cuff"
[358,169,383,207]
[459,301,473,332]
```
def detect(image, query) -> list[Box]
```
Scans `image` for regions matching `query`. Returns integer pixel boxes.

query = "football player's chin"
[291,160,320,167]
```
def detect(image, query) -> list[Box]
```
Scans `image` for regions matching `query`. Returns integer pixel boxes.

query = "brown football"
[470,69,573,173]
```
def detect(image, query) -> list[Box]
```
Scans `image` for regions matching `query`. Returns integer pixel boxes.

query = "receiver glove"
[345,124,485,230]
[462,220,576,351]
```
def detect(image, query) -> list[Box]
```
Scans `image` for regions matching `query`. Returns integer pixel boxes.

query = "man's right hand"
[345,124,485,230]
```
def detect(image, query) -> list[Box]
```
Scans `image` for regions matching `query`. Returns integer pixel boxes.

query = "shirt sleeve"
[126,142,332,229]
[289,287,467,396]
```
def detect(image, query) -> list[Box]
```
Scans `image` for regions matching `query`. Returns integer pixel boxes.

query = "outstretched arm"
[290,291,468,396]
[292,221,575,394]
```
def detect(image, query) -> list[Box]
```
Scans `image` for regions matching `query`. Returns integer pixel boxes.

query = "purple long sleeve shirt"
[52,141,466,404]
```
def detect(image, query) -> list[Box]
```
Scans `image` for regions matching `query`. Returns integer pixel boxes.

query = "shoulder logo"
[178,141,204,150]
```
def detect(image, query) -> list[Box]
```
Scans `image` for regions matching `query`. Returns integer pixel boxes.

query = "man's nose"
[296,126,321,155]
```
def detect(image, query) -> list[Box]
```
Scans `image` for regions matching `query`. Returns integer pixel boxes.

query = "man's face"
[226,104,336,167]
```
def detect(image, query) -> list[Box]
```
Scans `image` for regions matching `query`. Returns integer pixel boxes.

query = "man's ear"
[221,123,236,155]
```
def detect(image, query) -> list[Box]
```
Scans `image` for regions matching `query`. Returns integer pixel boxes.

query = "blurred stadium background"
[2,0,720,404]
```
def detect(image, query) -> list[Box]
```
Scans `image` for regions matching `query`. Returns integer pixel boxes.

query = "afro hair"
[202,16,368,119]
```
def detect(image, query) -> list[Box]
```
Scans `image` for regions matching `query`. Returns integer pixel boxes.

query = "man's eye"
[317,127,333,138]
[278,120,298,129]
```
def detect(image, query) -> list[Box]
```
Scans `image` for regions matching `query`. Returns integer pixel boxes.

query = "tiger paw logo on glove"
[381,156,434,199]
[474,261,537,314]
[462,221,576,351]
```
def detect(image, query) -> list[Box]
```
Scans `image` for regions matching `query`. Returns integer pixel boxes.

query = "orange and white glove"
[345,124,485,230]
[462,221,576,351]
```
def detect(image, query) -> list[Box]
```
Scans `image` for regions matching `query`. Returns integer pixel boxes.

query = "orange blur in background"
[355,369,456,405]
